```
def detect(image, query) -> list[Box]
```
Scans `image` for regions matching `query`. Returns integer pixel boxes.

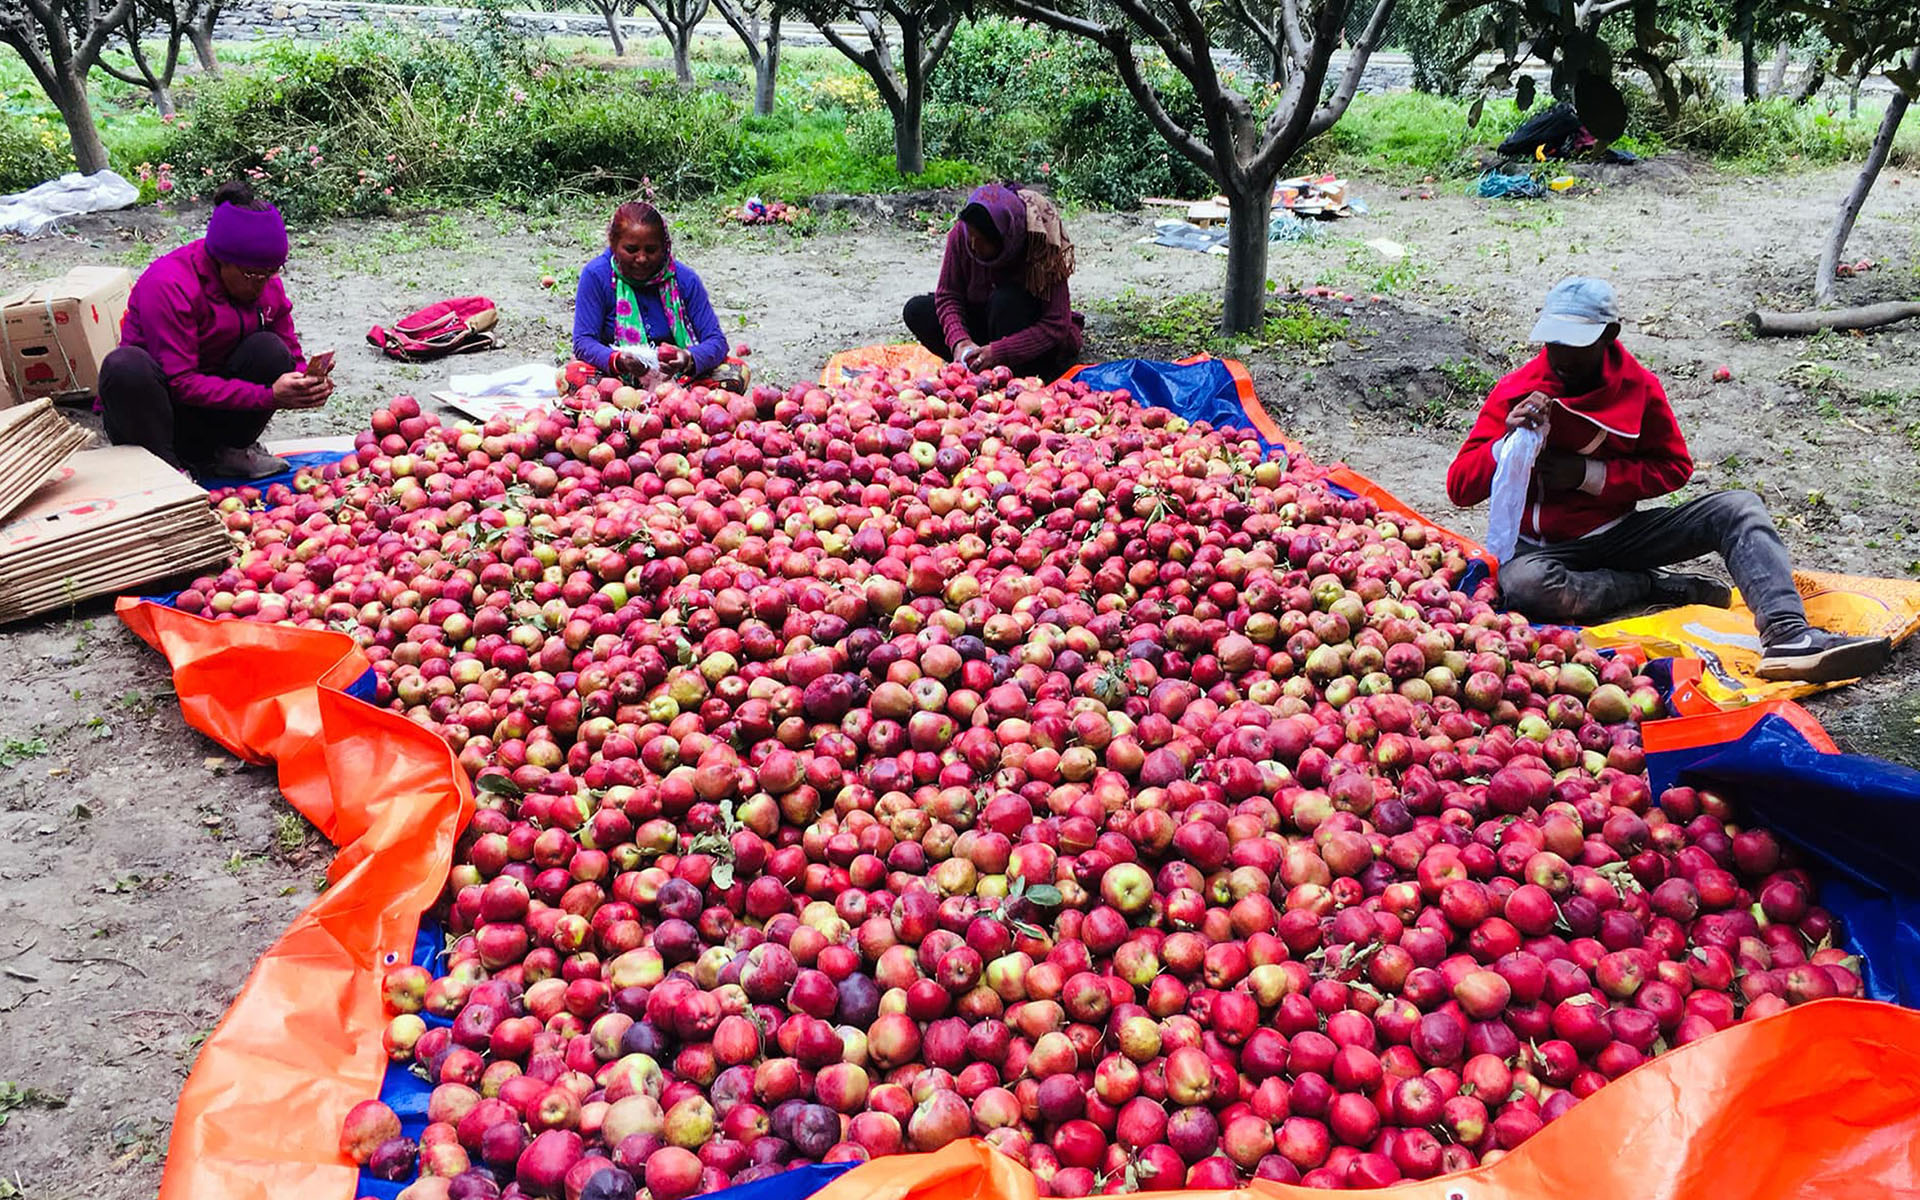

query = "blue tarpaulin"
[197,449,356,493]
[1648,714,1920,1008]
[1069,357,1286,454]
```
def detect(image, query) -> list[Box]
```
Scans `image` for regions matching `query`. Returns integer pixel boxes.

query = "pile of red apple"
[182,364,1862,1200]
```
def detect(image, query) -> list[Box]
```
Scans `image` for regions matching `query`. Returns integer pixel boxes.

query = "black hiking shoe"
[1647,569,1732,609]
[1755,628,1893,683]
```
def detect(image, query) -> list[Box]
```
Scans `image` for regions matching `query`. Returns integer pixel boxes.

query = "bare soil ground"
[1,156,1917,1198]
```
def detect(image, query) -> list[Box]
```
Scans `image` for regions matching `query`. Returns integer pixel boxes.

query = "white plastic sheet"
[0,171,140,238]
[445,361,561,399]
[1486,426,1544,563]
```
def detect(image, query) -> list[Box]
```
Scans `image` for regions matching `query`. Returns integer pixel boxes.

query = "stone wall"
[211,0,835,45]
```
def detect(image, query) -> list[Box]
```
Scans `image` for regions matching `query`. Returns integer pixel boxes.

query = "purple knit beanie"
[205,201,289,273]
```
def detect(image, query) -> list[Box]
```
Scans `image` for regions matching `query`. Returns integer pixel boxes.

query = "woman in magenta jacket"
[99,180,332,479]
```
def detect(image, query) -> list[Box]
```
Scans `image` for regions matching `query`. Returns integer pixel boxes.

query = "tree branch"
[1108,0,1201,78]
[815,16,902,108]
[1220,0,1285,79]
[76,0,139,70]
[1113,0,1246,177]
[1277,0,1309,64]
[919,4,958,76]
[1108,43,1220,179]
[711,0,763,64]
[994,0,1108,43]
[1247,0,1348,181]
[96,54,149,86]
[1307,0,1397,136]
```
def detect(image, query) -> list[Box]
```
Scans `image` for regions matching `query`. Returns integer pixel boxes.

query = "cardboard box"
[0,266,132,402]
[0,365,15,411]
[0,444,232,623]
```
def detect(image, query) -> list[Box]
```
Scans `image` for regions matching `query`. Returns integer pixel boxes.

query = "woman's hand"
[273,371,331,409]
[952,340,981,369]
[657,344,693,376]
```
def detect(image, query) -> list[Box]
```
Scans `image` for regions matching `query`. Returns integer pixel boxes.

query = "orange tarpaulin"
[120,599,472,1200]
[813,999,1920,1199]
[130,597,1920,1200]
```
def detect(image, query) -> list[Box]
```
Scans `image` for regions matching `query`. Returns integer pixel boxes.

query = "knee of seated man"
[1498,557,1577,622]
[1726,488,1770,520]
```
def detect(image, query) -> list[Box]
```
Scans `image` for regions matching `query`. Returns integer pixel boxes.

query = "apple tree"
[991,0,1399,332]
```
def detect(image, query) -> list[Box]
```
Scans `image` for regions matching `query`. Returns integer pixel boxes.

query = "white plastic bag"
[1486,426,1544,563]
[0,170,140,238]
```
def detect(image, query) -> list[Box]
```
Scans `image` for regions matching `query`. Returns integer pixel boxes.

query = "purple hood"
[958,184,1027,271]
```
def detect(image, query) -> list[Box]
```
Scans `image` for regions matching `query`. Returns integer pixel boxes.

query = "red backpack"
[367,297,499,362]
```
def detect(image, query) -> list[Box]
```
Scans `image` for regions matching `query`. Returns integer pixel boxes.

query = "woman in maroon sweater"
[903,183,1082,381]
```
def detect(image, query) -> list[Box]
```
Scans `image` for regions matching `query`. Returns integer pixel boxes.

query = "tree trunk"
[187,22,219,73]
[753,12,780,117]
[1222,185,1273,334]
[671,26,693,84]
[50,68,111,174]
[892,94,925,176]
[1739,30,1759,103]
[1792,59,1826,104]
[1748,301,1920,336]
[1764,40,1790,98]
[125,30,178,115]
[1814,70,1912,306]
[601,5,627,56]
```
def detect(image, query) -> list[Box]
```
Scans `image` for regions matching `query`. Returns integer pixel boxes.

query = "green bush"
[925,20,1214,206]
[0,110,74,193]
[1048,73,1215,208]
[158,31,764,218]
[1640,93,1918,170]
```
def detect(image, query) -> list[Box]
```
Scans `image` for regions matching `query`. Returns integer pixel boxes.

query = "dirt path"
[0,158,1917,1198]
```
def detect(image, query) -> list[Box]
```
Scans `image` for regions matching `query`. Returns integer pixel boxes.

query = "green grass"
[1308,88,1918,180]
[734,111,982,200]
[1097,288,1353,360]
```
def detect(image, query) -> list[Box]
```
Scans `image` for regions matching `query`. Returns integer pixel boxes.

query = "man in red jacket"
[1447,277,1890,684]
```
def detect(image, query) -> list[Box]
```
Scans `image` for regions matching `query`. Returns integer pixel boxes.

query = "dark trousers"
[903,288,1075,382]
[1500,490,1807,638]
[99,331,288,469]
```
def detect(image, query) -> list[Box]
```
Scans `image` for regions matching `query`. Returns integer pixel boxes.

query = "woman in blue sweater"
[573,202,729,383]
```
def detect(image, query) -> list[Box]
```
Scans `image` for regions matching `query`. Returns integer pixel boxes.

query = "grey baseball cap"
[1529,277,1620,346]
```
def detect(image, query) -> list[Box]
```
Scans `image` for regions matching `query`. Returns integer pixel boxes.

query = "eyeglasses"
[235,266,280,283]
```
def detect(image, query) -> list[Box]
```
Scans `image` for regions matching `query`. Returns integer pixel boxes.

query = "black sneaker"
[1755,628,1893,683]
[1647,569,1732,609]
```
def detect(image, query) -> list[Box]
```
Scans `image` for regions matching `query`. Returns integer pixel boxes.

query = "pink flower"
[157,180,174,193]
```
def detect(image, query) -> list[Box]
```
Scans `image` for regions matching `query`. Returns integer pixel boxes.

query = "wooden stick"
[1746,301,1920,337]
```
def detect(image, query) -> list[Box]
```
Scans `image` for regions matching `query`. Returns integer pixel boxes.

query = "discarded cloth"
[1478,171,1548,200]
[1148,213,1318,255]
[0,170,140,237]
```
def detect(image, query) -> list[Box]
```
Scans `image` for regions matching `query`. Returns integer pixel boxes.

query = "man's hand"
[1535,449,1587,492]
[1506,390,1552,432]
[657,344,693,376]
[273,371,331,409]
